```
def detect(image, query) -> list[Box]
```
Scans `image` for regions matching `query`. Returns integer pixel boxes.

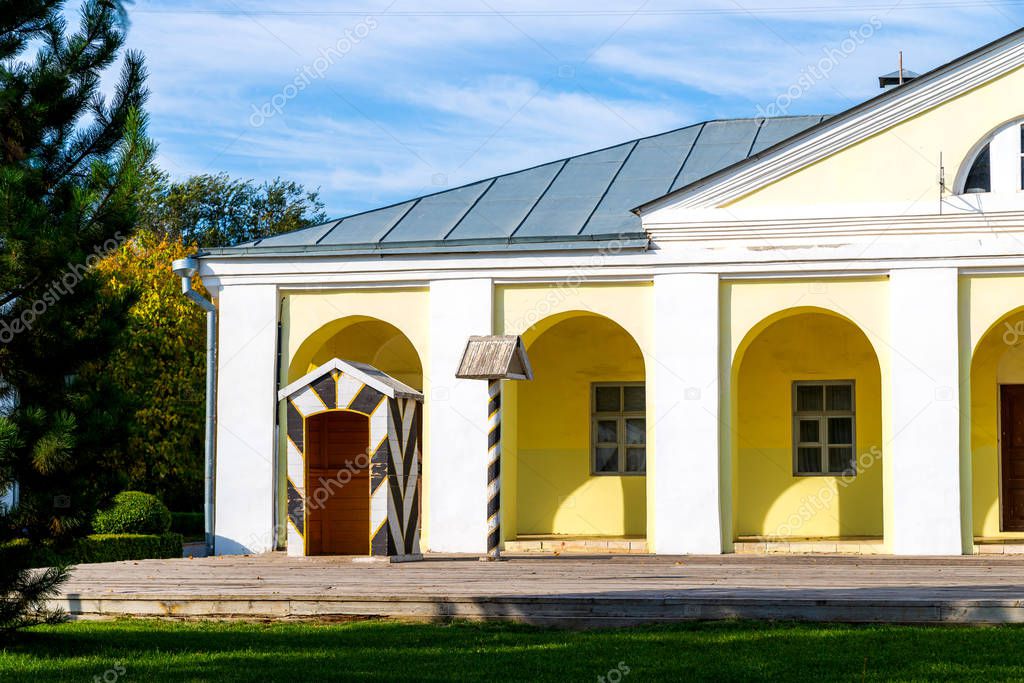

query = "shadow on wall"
[734,310,883,540]
[515,312,646,537]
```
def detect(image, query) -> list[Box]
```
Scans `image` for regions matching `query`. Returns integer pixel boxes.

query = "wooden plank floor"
[55,553,1024,627]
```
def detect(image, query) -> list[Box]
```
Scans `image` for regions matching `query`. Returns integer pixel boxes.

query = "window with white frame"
[592,383,646,475]
[959,119,1024,195]
[793,381,856,476]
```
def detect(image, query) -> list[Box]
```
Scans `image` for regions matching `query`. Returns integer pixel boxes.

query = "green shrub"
[170,511,204,539]
[1,538,62,568]
[3,533,183,567]
[66,533,182,564]
[93,491,171,535]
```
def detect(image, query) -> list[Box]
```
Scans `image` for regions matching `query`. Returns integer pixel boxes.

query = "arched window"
[963,144,991,194]
[958,119,1024,195]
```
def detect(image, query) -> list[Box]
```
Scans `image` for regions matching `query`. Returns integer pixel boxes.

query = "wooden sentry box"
[278,358,423,560]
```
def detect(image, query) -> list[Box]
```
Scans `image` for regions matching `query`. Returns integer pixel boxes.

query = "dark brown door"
[1000,385,1024,531]
[305,411,370,554]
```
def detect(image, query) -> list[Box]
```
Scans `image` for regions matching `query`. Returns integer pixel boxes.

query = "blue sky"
[121,1,1024,218]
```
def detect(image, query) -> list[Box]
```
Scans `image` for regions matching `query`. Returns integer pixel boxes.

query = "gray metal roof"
[213,114,826,255]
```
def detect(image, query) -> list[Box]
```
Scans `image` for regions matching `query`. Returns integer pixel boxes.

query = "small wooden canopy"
[455,335,533,381]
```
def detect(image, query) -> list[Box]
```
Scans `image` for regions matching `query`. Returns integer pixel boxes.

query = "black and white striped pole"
[455,336,533,562]
[486,379,502,559]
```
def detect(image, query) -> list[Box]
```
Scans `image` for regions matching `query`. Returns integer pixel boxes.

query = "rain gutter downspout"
[171,257,217,556]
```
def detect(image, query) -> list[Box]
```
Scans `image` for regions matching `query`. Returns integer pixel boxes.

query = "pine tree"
[0,0,151,629]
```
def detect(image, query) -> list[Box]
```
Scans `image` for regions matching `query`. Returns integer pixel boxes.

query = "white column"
[426,278,493,553]
[213,284,279,555]
[651,273,723,554]
[889,268,964,555]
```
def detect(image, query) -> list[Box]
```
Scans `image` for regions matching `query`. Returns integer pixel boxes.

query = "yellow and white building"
[199,29,1024,557]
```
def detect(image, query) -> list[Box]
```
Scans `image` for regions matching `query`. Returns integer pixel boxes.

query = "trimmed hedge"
[170,511,204,539]
[2,533,183,568]
[93,491,171,535]
[67,533,183,564]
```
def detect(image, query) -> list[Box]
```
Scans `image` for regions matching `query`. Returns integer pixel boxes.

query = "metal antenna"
[939,152,945,215]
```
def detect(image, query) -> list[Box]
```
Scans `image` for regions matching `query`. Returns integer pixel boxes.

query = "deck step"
[974,543,1024,555]
[504,538,648,555]
[734,540,886,555]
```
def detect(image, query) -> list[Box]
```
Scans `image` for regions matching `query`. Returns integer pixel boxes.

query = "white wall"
[651,273,724,554]
[889,268,964,554]
[426,278,492,553]
[214,284,279,555]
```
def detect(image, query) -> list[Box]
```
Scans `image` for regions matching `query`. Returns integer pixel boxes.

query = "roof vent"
[879,51,918,89]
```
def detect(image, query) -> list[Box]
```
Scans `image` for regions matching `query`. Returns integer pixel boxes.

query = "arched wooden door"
[305,411,370,555]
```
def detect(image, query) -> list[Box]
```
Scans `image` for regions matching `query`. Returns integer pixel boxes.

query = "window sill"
[793,472,857,478]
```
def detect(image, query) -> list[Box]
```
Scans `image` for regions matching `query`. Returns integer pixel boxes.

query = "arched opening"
[289,316,423,390]
[305,410,371,555]
[513,312,647,541]
[970,307,1024,539]
[732,309,884,544]
[282,316,423,554]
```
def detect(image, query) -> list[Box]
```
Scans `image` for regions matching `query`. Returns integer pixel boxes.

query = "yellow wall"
[283,289,429,382]
[722,279,891,546]
[964,276,1024,540]
[728,65,1024,207]
[498,283,652,538]
[734,312,884,538]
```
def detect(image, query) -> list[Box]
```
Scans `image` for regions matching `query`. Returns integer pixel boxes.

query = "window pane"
[595,386,620,412]
[595,446,618,473]
[625,447,646,473]
[828,447,855,474]
[625,418,645,445]
[796,385,823,412]
[596,420,617,443]
[798,419,820,444]
[826,384,852,412]
[623,385,645,412]
[828,417,853,445]
[797,447,822,474]
[964,144,991,193]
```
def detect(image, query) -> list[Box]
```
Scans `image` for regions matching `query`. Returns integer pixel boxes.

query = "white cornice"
[639,31,1024,213]
[646,209,1024,242]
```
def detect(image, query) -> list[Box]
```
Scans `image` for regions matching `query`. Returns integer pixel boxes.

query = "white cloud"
[117,0,1024,215]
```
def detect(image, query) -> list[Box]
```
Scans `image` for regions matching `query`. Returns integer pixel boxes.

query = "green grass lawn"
[4,618,1024,681]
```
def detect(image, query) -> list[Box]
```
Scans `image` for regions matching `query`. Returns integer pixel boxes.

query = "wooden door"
[1000,385,1024,531]
[305,411,371,554]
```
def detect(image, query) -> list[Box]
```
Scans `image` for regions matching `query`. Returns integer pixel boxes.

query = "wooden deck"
[55,553,1024,627]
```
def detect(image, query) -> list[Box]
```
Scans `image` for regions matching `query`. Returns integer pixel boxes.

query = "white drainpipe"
[171,257,217,556]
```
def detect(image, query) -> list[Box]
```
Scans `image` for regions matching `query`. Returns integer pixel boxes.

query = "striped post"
[486,379,502,559]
